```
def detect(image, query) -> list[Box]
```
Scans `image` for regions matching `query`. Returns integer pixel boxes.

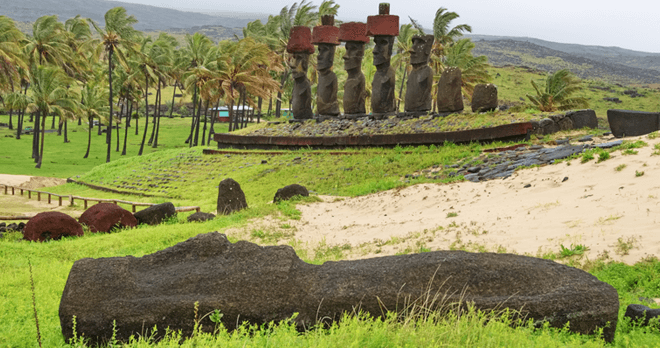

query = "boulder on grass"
[134,202,176,225]
[59,232,619,346]
[187,212,216,223]
[471,84,498,112]
[79,203,138,233]
[436,67,464,113]
[24,212,83,242]
[566,109,598,129]
[217,178,247,215]
[273,184,309,203]
[624,304,660,327]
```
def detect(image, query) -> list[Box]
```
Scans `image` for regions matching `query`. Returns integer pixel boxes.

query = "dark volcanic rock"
[436,67,464,113]
[217,178,247,214]
[79,203,138,233]
[24,212,83,242]
[59,232,619,345]
[134,202,176,225]
[624,304,660,327]
[566,109,598,129]
[607,109,660,138]
[273,184,310,203]
[471,83,498,112]
[186,212,216,223]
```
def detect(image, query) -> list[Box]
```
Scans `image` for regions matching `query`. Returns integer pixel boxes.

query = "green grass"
[0,115,229,178]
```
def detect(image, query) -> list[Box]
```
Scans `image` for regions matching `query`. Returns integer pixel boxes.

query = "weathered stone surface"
[404,35,434,113]
[59,233,619,346]
[624,304,660,327]
[24,211,83,242]
[607,109,660,137]
[556,116,574,131]
[217,178,247,214]
[273,184,309,203]
[289,52,314,120]
[539,118,559,135]
[186,212,216,223]
[370,35,396,114]
[436,67,463,113]
[567,109,598,129]
[471,84,498,112]
[79,203,138,233]
[134,202,176,225]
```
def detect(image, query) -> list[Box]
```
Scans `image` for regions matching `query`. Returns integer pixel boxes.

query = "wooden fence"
[1,184,200,220]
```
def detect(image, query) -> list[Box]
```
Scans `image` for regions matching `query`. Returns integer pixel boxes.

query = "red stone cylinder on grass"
[23,211,83,242]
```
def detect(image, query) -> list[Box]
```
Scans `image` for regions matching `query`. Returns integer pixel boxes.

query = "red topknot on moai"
[312,15,340,116]
[339,22,369,115]
[287,26,314,119]
[367,3,399,115]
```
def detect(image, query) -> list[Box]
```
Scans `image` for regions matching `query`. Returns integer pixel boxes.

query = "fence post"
[58,196,62,206]
[37,192,41,201]
[69,195,74,206]
[48,194,51,204]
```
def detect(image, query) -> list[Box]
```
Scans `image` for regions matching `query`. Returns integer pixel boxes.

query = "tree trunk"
[193,97,202,146]
[84,115,92,158]
[106,49,114,163]
[32,110,40,161]
[64,120,69,143]
[267,96,273,118]
[201,99,209,146]
[275,70,288,118]
[16,108,23,140]
[52,113,57,129]
[169,82,177,118]
[187,84,198,146]
[257,96,262,123]
[138,72,150,156]
[122,101,133,155]
[228,89,235,132]
[8,108,13,130]
[397,66,408,112]
[152,81,163,148]
[36,110,46,168]
[208,99,219,143]
[148,81,160,145]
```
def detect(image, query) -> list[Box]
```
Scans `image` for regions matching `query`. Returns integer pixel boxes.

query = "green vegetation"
[559,244,589,257]
[526,69,590,112]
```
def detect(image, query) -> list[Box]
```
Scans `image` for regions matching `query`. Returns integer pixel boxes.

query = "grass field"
[2,72,660,347]
[0,115,228,178]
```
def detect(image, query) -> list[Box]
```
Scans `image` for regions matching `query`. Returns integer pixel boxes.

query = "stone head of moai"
[367,3,398,70]
[339,21,369,115]
[287,26,315,119]
[312,15,341,116]
[287,26,315,80]
[313,15,340,71]
[367,3,399,114]
[410,34,434,66]
[339,22,369,72]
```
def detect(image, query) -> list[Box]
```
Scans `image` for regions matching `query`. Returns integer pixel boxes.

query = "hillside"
[0,0,253,31]
[469,34,660,84]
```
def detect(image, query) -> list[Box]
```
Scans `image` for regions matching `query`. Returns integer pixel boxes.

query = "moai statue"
[404,35,435,114]
[312,15,340,116]
[287,26,315,120]
[366,3,399,115]
[339,22,369,115]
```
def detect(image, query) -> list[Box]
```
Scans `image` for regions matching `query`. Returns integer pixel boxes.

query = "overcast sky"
[117,0,660,53]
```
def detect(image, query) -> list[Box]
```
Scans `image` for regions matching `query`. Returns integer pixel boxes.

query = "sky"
[116,0,660,53]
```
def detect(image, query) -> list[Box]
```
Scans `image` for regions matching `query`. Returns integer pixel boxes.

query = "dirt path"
[0,175,73,219]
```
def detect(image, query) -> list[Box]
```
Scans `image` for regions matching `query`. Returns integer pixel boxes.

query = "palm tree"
[80,83,108,158]
[28,65,79,168]
[92,7,139,163]
[181,32,213,146]
[443,38,490,98]
[526,69,589,112]
[213,38,282,131]
[23,15,72,68]
[0,16,27,130]
[431,8,472,59]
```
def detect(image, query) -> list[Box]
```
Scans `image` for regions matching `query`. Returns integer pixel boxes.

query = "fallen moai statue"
[59,232,619,345]
[24,211,83,242]
[607,109,660,137]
